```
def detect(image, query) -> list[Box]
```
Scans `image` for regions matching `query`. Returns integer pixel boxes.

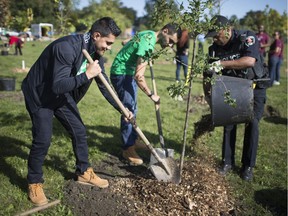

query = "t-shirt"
[256,32,269,54]
[269,39,284,58]
[9,36,20,45]
[110,30,156,75]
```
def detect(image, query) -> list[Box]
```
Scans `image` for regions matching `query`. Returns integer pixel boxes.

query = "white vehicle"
[31,23,53,38]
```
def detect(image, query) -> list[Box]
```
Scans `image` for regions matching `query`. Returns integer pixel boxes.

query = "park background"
[0,0,287,215]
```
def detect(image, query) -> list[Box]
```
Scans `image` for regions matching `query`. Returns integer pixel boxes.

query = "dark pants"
[25,97,89,183]
[222,88,266,167]
[15,41,23,55]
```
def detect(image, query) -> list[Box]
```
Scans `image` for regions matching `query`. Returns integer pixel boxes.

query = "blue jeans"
[275,58,283,82]
[110,74,138,149]
[268,55,281,84]
[175,54,188,81]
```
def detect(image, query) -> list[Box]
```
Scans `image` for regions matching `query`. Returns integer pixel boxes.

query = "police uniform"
[208,29,266,169]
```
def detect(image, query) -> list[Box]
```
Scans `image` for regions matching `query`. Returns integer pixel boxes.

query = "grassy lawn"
[0,38,286,215]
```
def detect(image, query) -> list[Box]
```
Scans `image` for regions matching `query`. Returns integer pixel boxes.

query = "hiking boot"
[28,183,48,206]
[134,138,148,150]
[77,167,109,188]
[123,145,143,166]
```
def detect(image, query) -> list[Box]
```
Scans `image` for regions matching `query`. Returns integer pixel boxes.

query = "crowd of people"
[19,15,284,207]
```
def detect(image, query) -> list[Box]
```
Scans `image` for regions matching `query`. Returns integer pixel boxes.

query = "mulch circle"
[63,154,236,216]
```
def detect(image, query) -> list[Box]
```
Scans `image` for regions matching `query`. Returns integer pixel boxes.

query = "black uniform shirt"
[208,29,260,79]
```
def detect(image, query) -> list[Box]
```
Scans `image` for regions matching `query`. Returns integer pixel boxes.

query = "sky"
[78,0,287,19]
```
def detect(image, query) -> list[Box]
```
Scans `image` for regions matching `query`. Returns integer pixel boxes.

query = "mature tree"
[142,0,179,30]
[55,0,75,35]
[240,6,287,37]
[0,0,10,27]
[120,6,137,24]
[75,0,133,33]
[7,0,58,31]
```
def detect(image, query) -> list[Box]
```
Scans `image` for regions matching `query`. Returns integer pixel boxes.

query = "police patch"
[245,36,255,46]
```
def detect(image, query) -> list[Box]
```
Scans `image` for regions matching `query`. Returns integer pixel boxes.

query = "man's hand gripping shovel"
[82,49,179,183]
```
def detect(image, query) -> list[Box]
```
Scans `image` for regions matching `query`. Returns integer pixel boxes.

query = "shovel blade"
[149,148,180,184]
[149,148,174,165]
[150,157,180,184]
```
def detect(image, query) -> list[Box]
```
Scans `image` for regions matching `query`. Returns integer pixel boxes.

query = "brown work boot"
[134,138,148,151]
[28,183,48,206]
[77,167,109,188]
[123,145,143,166]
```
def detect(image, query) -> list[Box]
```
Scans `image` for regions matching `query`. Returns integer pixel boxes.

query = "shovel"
[148,61,175,160]
[82,49,180,183]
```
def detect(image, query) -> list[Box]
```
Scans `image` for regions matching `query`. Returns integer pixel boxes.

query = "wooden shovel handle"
[82,49,164,163]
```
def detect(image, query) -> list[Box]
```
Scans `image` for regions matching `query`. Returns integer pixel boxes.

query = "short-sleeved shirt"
[110,30,156,75]
[256,32,269,54]
[9,36,20,45]
[269,39,284,58]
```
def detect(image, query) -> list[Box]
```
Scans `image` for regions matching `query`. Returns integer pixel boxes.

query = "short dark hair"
[162,23,182,39]
[90,17,121,37]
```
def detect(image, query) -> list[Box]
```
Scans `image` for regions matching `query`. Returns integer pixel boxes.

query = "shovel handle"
[82,49,130,117]
[82,50,165,165]
[149,61,166,150]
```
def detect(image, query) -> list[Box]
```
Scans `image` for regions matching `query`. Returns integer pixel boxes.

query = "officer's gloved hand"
[208,60,223,73]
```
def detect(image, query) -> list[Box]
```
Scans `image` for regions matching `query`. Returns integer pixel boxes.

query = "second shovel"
[148,61,174,163]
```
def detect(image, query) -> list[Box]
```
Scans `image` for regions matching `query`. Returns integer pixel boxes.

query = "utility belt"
[223,69,270,89]
[253,78,270,89]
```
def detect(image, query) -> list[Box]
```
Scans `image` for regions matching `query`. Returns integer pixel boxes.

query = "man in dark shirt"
[204,15,267,181]
[22,17,132,206]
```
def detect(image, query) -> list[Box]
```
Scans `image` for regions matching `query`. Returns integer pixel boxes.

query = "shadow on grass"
[193,114,215,140]
[263,116,287,125]
[0,136,28,192]
[263,105,287,125]
[254,188,287,216]
[85,124,183,160]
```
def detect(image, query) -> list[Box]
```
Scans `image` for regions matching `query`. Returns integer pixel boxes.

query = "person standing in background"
[268,31,284,86]
[256,25,270,60]
[197,33,205,54]
[175,29,190,83]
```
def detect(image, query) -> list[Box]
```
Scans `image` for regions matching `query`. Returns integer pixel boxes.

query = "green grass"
[0,39,286,215]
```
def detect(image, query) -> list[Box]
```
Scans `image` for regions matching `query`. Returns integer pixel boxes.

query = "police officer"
[204,15,267,181]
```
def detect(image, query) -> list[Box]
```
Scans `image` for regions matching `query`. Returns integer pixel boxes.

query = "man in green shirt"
[110,24,182,165]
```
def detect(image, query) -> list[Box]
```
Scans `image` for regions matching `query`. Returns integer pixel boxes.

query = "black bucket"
[211,75,253,126]
[0,77,16,91]
[1,50,8,56]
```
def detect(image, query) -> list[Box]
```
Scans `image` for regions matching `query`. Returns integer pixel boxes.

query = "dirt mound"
[63,154,236,215]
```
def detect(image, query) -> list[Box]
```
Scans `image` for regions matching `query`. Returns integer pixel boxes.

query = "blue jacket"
[22,32,120,113]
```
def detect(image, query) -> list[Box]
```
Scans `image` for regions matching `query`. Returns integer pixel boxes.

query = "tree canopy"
[0,0,286,38]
